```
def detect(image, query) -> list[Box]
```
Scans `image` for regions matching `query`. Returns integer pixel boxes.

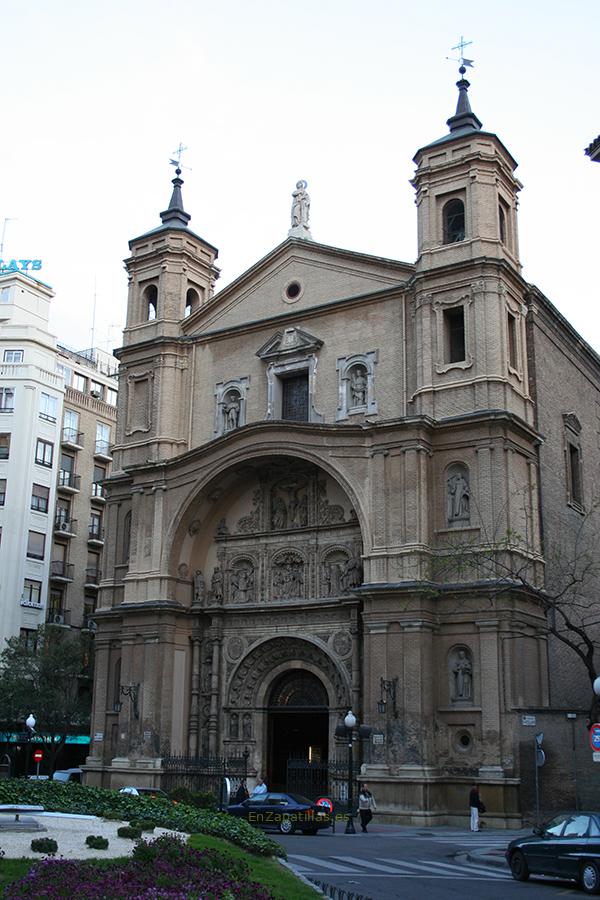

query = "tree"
[440,500,600,724]
[0,625,93,770]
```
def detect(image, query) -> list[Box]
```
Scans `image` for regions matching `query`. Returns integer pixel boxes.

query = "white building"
[0,272,118,650]
[0,272,64,649]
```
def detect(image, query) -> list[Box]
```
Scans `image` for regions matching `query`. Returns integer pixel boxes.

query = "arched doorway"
[267,670,329,792]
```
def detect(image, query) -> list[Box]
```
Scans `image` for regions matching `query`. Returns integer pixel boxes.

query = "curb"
[466,849,508,870]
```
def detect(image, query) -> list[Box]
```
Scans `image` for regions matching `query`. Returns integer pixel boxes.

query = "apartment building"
[0,271,117,650]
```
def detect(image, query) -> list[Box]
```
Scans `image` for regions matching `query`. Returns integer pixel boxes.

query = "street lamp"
[25,713,36,735]
[344,710,357,835]
[377,677,398,717]
[116,684,140,719]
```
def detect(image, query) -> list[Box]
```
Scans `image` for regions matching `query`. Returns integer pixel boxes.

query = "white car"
[118,786,169,799]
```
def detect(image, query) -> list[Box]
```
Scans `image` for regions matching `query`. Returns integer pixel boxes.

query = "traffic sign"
[33,749,43,762]
[315,797,333,812]
[589,723,600,751]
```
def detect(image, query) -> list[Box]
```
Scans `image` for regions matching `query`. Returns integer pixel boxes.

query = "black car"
[226,791,332,835]
[506,812,600,893]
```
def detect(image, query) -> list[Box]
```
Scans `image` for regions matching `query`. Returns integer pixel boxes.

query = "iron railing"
[161,753,249,800]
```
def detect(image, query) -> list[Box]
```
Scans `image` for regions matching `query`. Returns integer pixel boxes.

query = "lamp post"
[25,713,36,777]
[344,710,357,835]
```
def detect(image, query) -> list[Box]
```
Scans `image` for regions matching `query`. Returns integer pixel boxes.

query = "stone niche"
[187,459,363,606]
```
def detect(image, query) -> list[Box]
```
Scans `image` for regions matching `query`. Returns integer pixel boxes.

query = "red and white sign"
[33,749,43,762]
[589,723,600,751]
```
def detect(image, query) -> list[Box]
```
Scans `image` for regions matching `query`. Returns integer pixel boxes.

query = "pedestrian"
[234,779,249,804]
[251,776,267,797]
[469,783,482,832]
[358,782,376,833]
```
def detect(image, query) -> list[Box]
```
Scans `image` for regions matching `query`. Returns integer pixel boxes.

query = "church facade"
[86,73,600,824]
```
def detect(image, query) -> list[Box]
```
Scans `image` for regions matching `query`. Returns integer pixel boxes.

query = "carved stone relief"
[331,630,352,657]
[226,636,245,661]
[230,560,255,603]
[446,463,470,526]
[272,551,305,601]
[449,647,473,702]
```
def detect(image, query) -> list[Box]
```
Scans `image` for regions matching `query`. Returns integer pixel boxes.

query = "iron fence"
[161,753,249,800]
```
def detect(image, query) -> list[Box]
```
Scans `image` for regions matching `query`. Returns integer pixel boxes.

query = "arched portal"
[267,670,329,791]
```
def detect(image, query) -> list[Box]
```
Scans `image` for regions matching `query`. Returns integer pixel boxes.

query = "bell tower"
[114,169,220,466]
[412,67,522,275]
[410,67,532,425]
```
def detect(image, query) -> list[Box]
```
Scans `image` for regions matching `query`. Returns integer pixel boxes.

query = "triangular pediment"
[184,238,413,337]
[256,326,323,360]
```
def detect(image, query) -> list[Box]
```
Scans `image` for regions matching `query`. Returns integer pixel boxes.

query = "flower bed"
[0,780,284,858]
[3,834,275,899]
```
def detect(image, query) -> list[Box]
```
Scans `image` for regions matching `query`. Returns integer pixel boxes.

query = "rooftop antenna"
[447,35,475,74]
[169,143,191,175]
[0,218,17,257]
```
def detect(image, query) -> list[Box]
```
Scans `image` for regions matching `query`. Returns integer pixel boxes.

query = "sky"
[1,0,598,355]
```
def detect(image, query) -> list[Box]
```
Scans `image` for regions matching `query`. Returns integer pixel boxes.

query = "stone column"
[476,618,503,775]
[188,635,202,756]
[208,638,222,755]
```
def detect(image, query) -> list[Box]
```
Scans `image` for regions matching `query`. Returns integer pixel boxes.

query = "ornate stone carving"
[228,637,349,709]
[227,636,245,661]
[230,561,255,603]
[332,630,352,657]
[242,712,252,739]
[188,520,201,536]
[223,390,241,431]
[216,518,229,536]
[210,566,224,603]
[317,481,345,525]
[177,563,189,579]
[272,551,304,600]
[349,364,368,407]
[236,489,262,533]
[446,464,470,526]
[229,711,239,739]
[450,647,473,702]
[193,570,206,605]
[563,412,582,435]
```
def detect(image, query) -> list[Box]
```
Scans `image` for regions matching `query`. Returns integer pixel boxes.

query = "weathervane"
[169,142,191,176]
[447,36,474,75]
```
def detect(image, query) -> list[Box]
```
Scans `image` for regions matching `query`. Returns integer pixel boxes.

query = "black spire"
[446,66,482,135]
[159,168,191,229]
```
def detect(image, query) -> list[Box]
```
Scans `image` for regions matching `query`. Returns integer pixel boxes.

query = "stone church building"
[86,72,600,824]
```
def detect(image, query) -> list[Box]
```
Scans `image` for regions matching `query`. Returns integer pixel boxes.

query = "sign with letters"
[0,259,43,274]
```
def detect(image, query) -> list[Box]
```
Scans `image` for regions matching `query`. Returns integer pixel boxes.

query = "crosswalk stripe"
[378,857,509,879]
[289,854,356,873]
[331,855,408,874]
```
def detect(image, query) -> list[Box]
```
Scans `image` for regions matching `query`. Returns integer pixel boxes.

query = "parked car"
[118,786,169,800]
[506,812,600,893]
[226,791,332,835]
[52,768,83,783]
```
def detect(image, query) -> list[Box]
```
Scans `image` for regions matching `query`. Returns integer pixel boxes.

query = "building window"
[90,380,103,399]
[507,312,518,369]
[443,198,465,243]
[144,284,158,320]
[3,349,23,363]
[20,628,38,651]
[23,579,42,605]
[0,387,15,412]
[184,287,200,318]
[35,438,54,467]
[48,587,64,616]
[26,531,45,560]
[73,372,87,392]
[563,413,584,510]
[90,512,103,540]
[0,287,11,304]
[31,483,50,513]
[62,409,80,443]
[39,392,58,422]
[106,387,118,406]
[0,478,5,505]
[0,433,10,460]
[444,306,466,363]
[499,204,506,244]
[56,363,73,387]
[281,373,309,421]
[95,422,111,455]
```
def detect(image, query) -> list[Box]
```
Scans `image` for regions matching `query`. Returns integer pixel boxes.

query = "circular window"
[282,280,304,304]
[455,730,473,752]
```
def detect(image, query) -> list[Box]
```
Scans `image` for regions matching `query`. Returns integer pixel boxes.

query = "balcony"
[50,560,74,581]
[88,523,105,546]
[61,427,84,450]
[0,406,15,414]
[94,440,113,461]
[54,516,77,537]
[57,470,81,493]
[47,608,71,626]
[91,481,106,503]
[84,567,100,588]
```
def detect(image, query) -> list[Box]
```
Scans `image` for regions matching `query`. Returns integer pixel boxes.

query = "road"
[273,824,582,899]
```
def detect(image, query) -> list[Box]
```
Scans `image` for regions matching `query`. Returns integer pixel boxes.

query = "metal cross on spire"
[447,36,475,74]
[169,142,191,175]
